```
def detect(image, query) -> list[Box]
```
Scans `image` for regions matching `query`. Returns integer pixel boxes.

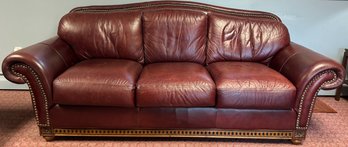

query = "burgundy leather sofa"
[2,1,345,144]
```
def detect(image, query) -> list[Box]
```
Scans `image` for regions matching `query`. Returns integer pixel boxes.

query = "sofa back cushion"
[207,13,290,64]
[58,11,144,63]
[143,9,207,64]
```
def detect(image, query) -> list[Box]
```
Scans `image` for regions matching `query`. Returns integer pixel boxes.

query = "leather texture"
[136,62,215,107]
[207,62,296,109]
[1,37,78,125]
[270,42,345,90]
[53,59,142,107]
[143,9,207,64]
[216,109,296,130]
[269,42,345,127]
[50,105,138,129]
[58,11,144,63]
[207,13,290,64]
[50,105,296,130]
[71,1,282,22]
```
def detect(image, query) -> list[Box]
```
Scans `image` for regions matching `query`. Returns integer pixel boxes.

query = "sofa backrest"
[143,9,207,64]
[58,1,290,65]
[207,13,290,64]
[58,11,144,63]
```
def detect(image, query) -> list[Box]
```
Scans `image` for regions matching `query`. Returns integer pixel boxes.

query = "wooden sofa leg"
[43,136,55,141]
[291,138,303,145]
[40,127,55,141]
[291,129,306,145]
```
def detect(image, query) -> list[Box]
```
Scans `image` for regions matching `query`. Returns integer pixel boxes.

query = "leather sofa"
[2,1,345,144]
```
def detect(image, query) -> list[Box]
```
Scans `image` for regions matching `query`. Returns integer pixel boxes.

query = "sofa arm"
[269,42,345,129]
[2,37,78,127]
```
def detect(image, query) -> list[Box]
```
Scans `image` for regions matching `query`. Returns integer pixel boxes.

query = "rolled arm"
[269,42,345,129]
[1,36,78,127]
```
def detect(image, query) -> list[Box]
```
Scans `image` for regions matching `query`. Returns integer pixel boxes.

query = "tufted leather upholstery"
[1,1,345,142]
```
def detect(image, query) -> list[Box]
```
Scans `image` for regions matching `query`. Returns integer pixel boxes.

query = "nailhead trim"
[53,129,293,139]
[10,64,50,127]
[72,3,280,22]
[296,70,337,130]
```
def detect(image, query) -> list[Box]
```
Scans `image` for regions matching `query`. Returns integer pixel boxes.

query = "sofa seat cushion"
[136,62,216,107]
[53,59,142,107]
[207,62,296,109]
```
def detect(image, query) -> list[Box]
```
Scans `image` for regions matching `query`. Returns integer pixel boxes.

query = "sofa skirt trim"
[41,128,305,144]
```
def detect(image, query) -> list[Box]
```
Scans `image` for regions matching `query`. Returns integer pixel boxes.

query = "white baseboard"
[318,89,335,96]
[0,75,28,90]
